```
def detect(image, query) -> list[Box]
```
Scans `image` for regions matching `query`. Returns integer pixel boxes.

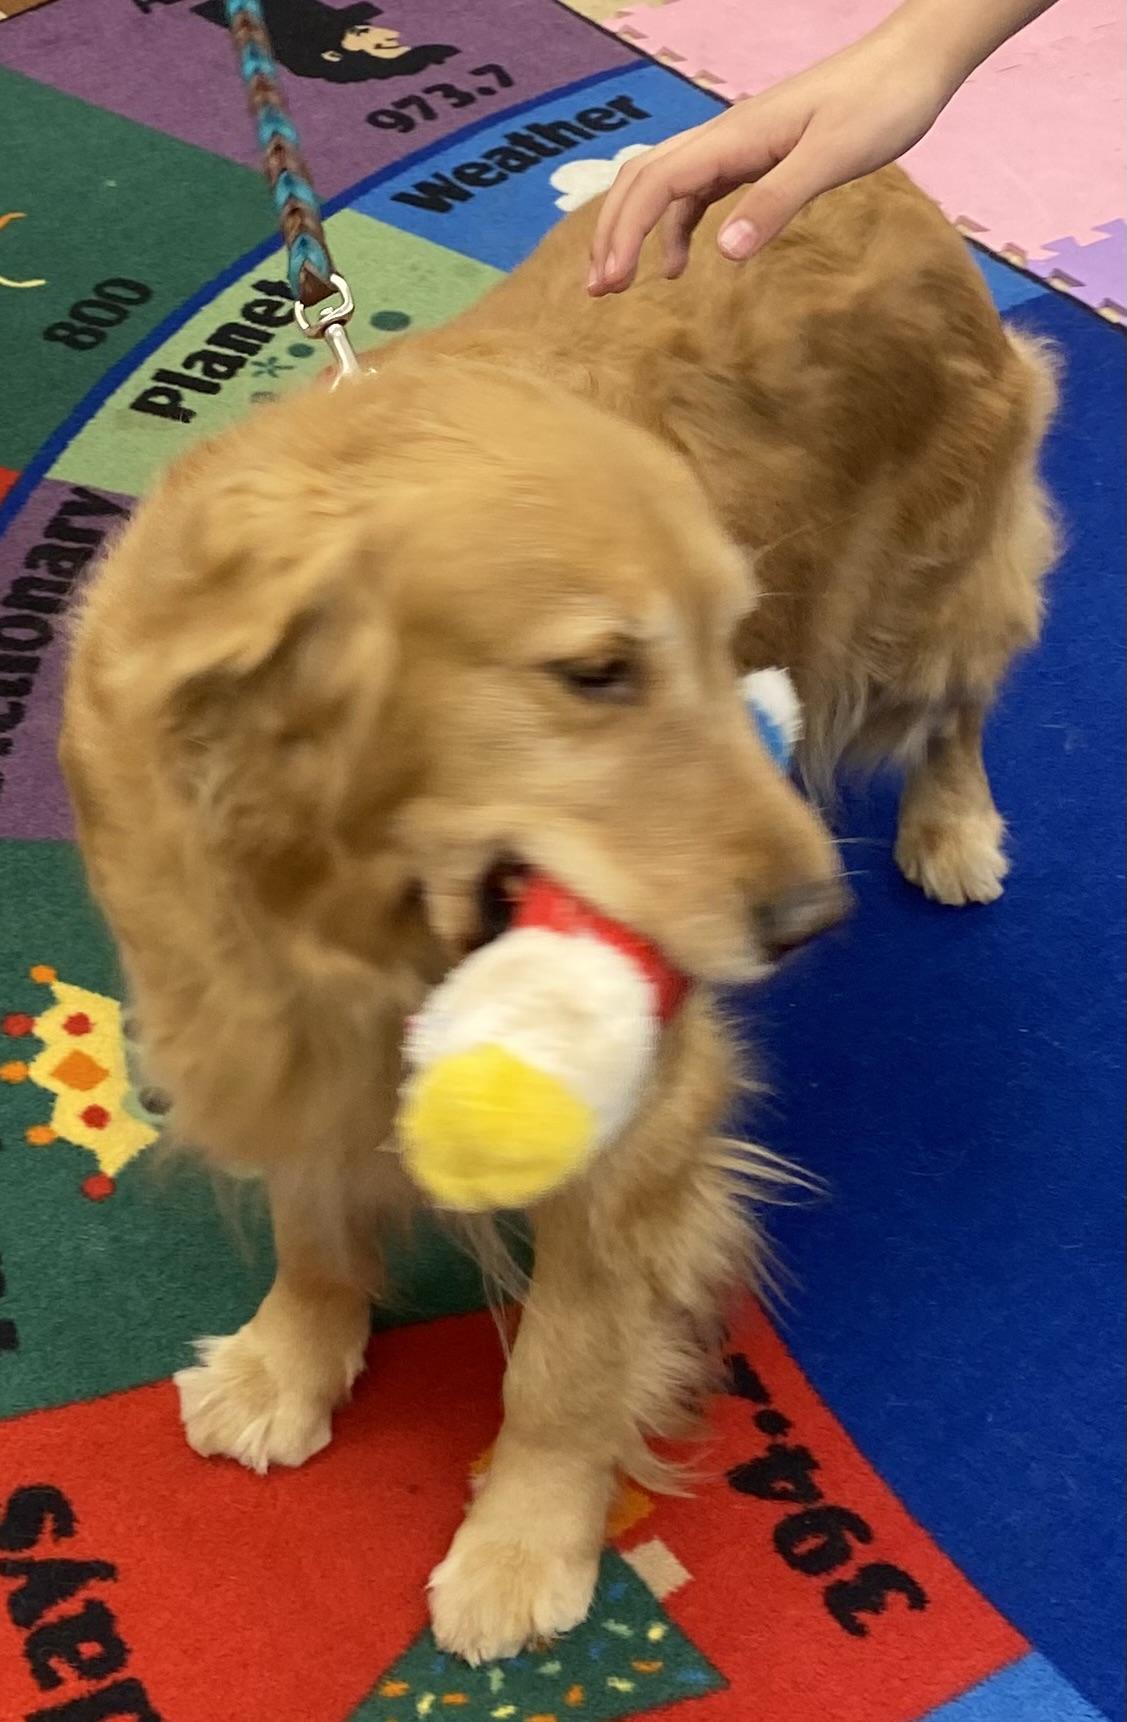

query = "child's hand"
[587,28,952,294]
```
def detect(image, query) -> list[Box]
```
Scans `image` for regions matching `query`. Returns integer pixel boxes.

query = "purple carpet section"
[0,0,638,195]
[0,479,133,842]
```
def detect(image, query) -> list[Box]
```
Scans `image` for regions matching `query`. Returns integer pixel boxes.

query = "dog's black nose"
[755,880,850,960]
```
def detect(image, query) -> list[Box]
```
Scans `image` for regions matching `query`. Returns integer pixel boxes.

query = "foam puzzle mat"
[1,3,1123,1720]
[602,0,1125,322]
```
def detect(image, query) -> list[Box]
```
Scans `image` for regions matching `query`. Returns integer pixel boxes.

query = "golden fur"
[61,167,1056,1661]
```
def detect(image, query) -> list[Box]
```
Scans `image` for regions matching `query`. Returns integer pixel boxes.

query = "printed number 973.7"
[367,64,513,132]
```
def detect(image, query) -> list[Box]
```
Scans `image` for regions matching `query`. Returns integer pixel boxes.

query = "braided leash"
[223,0,364,383]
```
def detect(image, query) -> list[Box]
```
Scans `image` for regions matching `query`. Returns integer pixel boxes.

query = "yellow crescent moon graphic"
[0,211,47,289]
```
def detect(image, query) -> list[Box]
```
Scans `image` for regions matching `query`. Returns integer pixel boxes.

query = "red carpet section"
[1,1306,1030,1722]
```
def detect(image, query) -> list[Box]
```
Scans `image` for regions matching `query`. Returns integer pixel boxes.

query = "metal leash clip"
[223,3,373,391]
[293,272,369,389]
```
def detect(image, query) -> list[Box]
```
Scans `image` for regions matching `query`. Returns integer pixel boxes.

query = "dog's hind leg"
[894,702,1009,905]
[894,342,1058,906]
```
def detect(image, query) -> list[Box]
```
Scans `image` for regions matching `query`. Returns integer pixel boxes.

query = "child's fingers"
[715,141,829,261]
[589,132,735,294]
[661,193,710,279]
[588,131,693,292]
[589,123,783,294]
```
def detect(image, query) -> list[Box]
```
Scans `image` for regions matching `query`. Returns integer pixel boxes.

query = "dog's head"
[135,360,844,986]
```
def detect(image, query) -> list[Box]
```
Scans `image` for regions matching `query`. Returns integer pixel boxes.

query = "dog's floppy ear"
[150,458,397,879]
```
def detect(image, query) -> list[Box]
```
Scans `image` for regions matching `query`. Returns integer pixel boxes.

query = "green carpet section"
[0,841,489,1419]
[0,66,273,471]
[52,210,502,497]
[349,1549,726,1720]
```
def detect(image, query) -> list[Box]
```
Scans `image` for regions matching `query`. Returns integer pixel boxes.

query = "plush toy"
[399,670,802,1212]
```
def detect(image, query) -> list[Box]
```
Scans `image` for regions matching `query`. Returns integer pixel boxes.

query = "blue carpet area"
[921,1651,1108,1722]
[745,286,1125,1721]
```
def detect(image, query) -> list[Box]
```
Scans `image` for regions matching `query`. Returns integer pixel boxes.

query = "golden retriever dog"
[61,166,1056,1662]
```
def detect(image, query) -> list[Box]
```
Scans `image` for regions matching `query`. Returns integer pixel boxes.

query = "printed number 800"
[43,278,153,352]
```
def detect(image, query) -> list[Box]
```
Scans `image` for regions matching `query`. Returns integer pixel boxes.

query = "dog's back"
[395,165,1058,901]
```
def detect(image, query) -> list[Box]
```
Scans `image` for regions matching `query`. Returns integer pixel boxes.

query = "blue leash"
[223,0,363,382]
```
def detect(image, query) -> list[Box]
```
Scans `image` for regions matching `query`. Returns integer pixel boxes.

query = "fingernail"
[586,265,601,292]
[605,251,619,279]
[718,219,757,261]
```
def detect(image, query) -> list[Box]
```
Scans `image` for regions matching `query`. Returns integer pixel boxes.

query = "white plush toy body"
[399,670,802,1212]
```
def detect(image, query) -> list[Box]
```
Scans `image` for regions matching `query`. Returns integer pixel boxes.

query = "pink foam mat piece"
[608,0,1124,312]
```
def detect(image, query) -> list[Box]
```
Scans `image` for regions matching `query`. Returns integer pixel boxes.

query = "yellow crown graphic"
[2,965,164,1200]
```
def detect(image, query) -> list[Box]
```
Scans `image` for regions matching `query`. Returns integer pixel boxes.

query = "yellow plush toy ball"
[400,1044,596,1212]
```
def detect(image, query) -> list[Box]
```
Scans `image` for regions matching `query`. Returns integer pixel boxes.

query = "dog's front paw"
[429,1516,599,1665]
[896,809,1009,906]
[175,1328,354,1474]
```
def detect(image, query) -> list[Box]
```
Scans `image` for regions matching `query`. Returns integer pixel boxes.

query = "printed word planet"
[391,92,651,214]
[128,278,292,426]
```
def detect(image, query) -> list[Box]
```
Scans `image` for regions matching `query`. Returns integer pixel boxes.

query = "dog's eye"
[551,655,638,703]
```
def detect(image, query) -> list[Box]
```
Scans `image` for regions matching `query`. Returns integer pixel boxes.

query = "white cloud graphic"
[549,143,653,213]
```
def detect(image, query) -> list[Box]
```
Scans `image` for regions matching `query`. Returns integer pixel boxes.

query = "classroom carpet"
[0,4,1123,1721]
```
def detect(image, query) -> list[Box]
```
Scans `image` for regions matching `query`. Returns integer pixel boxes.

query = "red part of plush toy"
[512,873,689,1022]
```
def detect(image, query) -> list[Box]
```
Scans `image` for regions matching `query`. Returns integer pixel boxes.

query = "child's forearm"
[880,0,1060,92]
